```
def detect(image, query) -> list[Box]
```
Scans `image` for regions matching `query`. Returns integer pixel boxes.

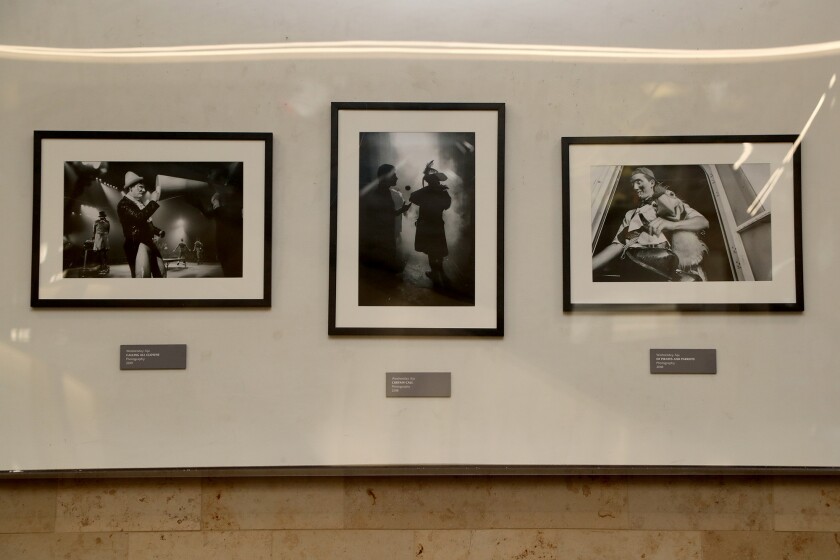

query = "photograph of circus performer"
[61,160,244,280]
[591,163,773,282]
[358,131,476,306]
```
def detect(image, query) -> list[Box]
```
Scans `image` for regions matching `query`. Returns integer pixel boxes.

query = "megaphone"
[154,175,212,201]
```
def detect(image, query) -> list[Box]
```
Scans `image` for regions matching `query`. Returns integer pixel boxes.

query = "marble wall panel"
[774,477,840,532]
[273,529,414,559]
[0,480,57,533]
[701,530,840,559]
[345,476,628,529]
[451,529,701,560]
[0,474,838,559]
[127,531,272,560]
[628,476,772,531]
[55,479,200,532]
[0,532,128,560]
[344,477,490,529]
[413,529,472,560]
[202,477,343,530]
[482,477,628,529]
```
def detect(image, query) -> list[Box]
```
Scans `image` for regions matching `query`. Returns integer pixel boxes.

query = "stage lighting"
[80,204,100,220]
[155,175,211,200]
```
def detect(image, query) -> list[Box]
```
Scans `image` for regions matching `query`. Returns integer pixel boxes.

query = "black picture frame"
[32,131,273,307]
[562,135,803,312]
[329,102,505,335]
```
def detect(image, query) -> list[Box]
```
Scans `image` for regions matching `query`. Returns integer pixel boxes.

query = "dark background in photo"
[62,161,243,278]
[358,131,476,306]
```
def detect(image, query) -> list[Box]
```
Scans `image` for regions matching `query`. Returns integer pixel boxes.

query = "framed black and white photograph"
[329,102,504,335]
[563,135,803,312]
[32,131,272,307]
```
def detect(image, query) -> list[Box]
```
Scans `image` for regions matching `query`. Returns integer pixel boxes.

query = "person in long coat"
[409,161,452,287]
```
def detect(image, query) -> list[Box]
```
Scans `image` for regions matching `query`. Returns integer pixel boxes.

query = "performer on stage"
[92,210,111,272]
[409,161,452,288]
[193,238,204,265]
[116,171,165,278]
[175,238,189,268]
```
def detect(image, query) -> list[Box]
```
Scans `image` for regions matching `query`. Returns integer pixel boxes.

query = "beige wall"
[5,2,840,474]
[1,475,839,558]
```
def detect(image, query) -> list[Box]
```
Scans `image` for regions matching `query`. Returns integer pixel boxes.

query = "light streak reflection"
[2,39,840,63]
[747,74,833,216]
[732,143,753,171]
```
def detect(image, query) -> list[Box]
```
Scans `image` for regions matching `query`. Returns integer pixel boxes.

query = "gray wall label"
[651,349,717,374]
[121,345,187,370]
[386,372,451,397]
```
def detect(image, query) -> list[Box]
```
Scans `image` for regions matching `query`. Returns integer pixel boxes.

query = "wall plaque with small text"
[386,372,451,397]
[650,349,716,374]
[120,344,187,370]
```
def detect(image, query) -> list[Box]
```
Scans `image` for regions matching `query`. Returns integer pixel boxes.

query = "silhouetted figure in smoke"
[409,161,452,287]
[360,164,410,273]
